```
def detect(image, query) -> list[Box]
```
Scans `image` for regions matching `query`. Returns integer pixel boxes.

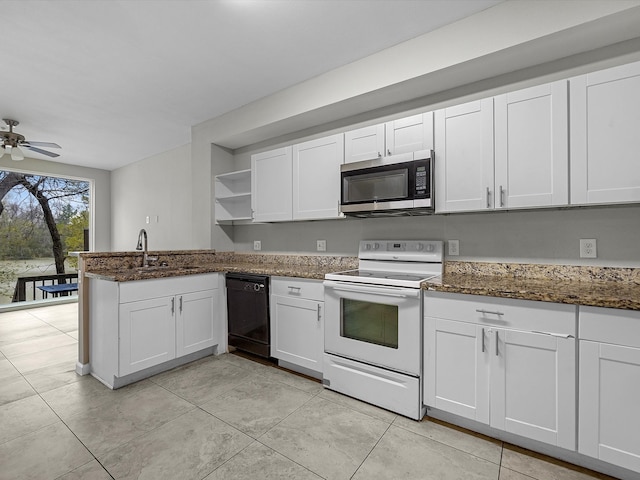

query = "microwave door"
[343,168,409,204]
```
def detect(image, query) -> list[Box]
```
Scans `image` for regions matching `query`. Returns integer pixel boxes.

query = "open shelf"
[214,169,252,223]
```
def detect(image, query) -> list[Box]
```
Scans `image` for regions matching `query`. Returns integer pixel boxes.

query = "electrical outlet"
[253,240,261,251]
[580,238,597,258]
[448,240,460,256]
[145,215,150,224]
[317,240,327,252]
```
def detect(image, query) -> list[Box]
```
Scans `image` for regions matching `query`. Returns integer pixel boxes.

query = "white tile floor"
[0,303,619,479]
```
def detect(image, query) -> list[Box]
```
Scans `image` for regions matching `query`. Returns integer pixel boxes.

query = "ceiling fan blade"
[22,141,61,148]
[25,145,60,158]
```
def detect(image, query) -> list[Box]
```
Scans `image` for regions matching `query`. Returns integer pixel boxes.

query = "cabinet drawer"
[119,274,218,303]
[271,276,324,301]
[579,306,640,348]
[424,291,576,335]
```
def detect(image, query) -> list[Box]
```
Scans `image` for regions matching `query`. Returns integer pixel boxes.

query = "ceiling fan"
[0,119,61,161]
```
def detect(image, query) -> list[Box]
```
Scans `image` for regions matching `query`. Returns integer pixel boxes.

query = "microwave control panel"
[415,165,428,197]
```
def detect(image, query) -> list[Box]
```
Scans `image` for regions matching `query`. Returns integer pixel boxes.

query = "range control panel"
[359,240,443,262]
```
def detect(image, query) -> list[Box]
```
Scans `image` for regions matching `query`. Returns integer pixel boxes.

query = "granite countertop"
[82,251,357,283]
[422,262,640,311]
[82,251,640,311]
[84,262,337,282]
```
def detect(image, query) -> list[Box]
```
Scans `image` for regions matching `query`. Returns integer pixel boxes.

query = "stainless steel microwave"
[340,150,434,217]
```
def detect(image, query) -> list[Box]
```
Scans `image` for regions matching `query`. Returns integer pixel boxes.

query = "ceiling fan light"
[11,145,25,161]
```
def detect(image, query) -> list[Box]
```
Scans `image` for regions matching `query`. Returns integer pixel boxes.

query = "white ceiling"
[1,0,502,171]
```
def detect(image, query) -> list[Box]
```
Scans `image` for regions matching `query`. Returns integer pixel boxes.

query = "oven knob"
[373,243,380,250]
[426,244,435,252]
[365,243,371,250]
[416,243,424,251]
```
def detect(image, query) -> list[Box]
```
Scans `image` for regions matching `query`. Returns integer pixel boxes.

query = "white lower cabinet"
[176,289,219,357]
[90,274,221,387]
[119,296,176,376]
[426,318,489,422]
[424,292,576,450]
[579,306,640,474]
[270,277,324,377]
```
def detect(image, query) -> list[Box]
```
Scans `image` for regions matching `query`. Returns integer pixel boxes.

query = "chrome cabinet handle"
[486,187,491,208]
[481,327,485,353]
[377,151,382,158]
[171,297,175,315]
[387,149,391,156]
[531,330,574,339]
[179,296,183,313]
[495,330,499,356]
[500,185,505,207]
[317,304,321,322]
[476,309,504,316]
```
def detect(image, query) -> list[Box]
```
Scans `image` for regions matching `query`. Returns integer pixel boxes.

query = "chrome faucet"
[136,228,158,267]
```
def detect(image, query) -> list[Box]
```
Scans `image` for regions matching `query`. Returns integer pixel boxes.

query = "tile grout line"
[36,379,116,479]
[349,420,394,480]
[389,417,505,469]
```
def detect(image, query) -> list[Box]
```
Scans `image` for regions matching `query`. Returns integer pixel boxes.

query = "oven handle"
[323,280,420,298]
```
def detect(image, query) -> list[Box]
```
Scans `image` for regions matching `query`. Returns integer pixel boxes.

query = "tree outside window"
[0,170,90,304]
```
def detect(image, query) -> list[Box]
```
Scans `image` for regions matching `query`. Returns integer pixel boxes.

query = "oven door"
[323,280,422,376]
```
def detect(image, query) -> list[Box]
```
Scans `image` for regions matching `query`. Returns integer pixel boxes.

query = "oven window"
[344,168,408,203]
[340,298,398,349]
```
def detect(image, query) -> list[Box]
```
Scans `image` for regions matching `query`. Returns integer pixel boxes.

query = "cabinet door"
[271,295,323,374]
[424,318,489,423]
[385,112,433,156]
[292,134,344,220]
[570,61,640,205]
[251,146,293,222]
[579,340,640,472]
[119,296,175,376]
[176,289,218,357]
[495,81,568,209]
[344,124,384,163]
[435,99,494,212]
[490,329,575,450]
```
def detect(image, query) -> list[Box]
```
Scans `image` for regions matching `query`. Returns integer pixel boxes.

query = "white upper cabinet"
[436,81,569,213]
[435,99,494,212]
[570,61,640,205]
[251,146,293,222]
[494,81,568,209]
[385,112,434,158]
[344,124,385,164]
[345,114,434,165]
[292,134,344,220]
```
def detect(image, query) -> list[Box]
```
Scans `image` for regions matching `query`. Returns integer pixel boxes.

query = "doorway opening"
[0,169,91,305]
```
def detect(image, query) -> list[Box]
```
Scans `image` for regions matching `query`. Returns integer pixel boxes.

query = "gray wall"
[233,205,640,267]
[111,144,192,251]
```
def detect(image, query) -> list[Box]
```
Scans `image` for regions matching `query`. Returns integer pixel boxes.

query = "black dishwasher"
[226,273,270,358]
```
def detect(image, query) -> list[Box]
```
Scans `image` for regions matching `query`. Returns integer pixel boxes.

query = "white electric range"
[323,240,443,419]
